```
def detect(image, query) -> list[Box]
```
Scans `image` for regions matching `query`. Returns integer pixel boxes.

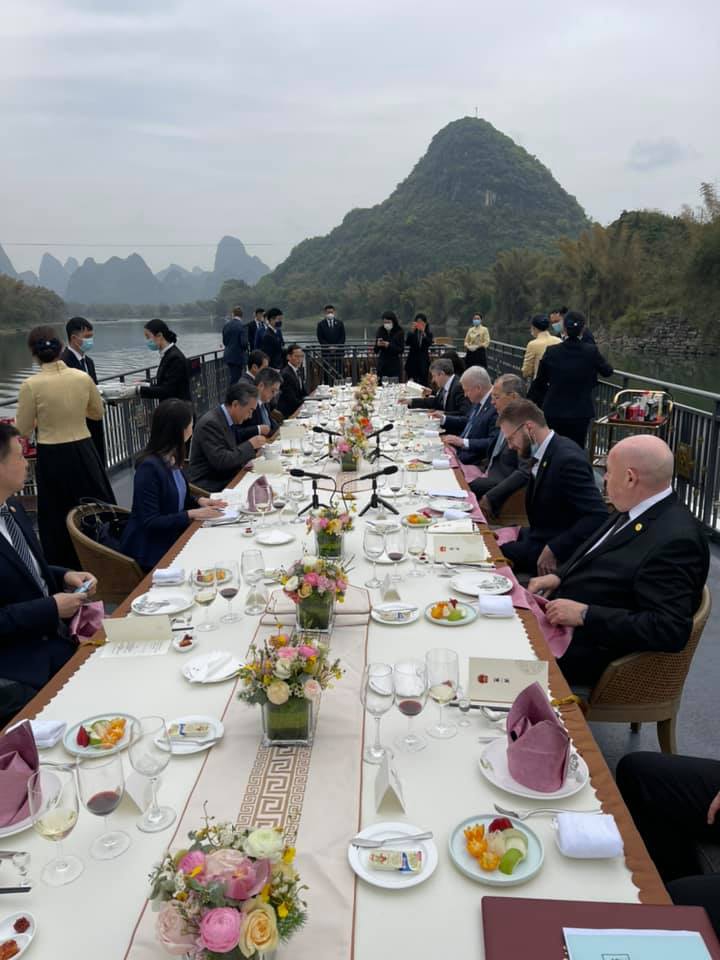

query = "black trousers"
[226,363,244,384]
[546,416,590,450]
[499,528,543,574]
[616,751,720,935]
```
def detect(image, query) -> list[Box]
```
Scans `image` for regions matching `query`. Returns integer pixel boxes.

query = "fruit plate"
[63,713,137,758]
[157,714,224,756]
[405,460,431,472]
[371,603,420,626]
[401,514,435,528]
[0,771,54,839]
[424,601,478,627]
[451,573,514,596]
[0,912,37,958]
[448,814,543,886]
[347,821,438,890]
[478,737,590,800]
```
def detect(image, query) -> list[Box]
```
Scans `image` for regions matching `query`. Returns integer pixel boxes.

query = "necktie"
[605,510,630,540]
[489,432,505,462]
[0,504,48,596]
[80,357,87,372]
[461,404,481,439]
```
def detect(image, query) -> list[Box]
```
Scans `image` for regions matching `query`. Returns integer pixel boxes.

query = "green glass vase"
[296,591,334,631]
[262,697,314,746]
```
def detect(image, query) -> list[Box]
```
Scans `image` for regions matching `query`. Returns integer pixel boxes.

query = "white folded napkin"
[203,508,240,526]
[9,718,67,748]
[555,813,623,859]
[432,458,451,469]
[478,595,514,618]
[429,489,468,499]
[152,566,185,584]
[423,429,440,437]
[186,652,235,683]
[443,508,470,520]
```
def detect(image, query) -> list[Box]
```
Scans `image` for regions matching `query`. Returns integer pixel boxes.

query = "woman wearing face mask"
[136,318,192,403]
[463,313,490,369]
[373,310,405,384]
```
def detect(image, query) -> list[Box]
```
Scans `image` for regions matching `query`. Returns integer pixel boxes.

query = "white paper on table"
[280,423,306,441]
[467,657,547,703]
[254,459,284,475]
[375,753,406,812]
[125,771,162,812]
[100,617,172,657]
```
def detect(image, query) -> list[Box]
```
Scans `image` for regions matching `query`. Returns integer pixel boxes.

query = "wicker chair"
[493,486,529,527]
[66,505,144,605]
[585,585,712,754]
[189,482,210,499]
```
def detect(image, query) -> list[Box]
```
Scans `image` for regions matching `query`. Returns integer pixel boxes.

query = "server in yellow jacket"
[521,315,561,380]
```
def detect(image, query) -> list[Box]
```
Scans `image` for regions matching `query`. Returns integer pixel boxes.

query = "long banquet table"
[4,451,668,959]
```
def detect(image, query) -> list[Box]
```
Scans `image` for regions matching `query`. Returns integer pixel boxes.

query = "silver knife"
[351,831,433,848]
[0,885,32,893]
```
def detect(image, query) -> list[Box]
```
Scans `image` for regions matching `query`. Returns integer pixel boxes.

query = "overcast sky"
[2,0,718,275]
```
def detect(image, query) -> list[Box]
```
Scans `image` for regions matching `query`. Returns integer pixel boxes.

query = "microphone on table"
[312,425,341,438]
[346,464,400,517]
[347,464,398,485]
[289,467,333,483]
[366,422,394,439]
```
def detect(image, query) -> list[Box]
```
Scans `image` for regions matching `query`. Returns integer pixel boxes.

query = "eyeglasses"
[505,423,528,442]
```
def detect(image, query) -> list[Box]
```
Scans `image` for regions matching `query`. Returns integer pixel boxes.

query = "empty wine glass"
[193,567,217,631]
[388,466,405,499]
[375,473,388,518]
[360,663,394,764]
[78,754,131,859]
[128,716,176,832]
[241,549,266,615]
[406,526,427,577]
[384,526,407,583]
[426,648,459,740]
[363,527,385,589]
[393,660,428,753]
[219,560,241,623]
[28,767,83,886]
[456,684,472,728]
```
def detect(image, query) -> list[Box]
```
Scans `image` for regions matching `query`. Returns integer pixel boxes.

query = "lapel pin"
[634,523,643,532]
[542,461,548,468]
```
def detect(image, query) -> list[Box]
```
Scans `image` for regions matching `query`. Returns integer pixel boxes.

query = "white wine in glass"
[193,567,217,632]
[426,648,459,740]
[28,768,84,886]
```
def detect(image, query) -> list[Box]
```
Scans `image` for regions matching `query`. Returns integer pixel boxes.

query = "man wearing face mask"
[316,304,346,384]
[61,316,106,463]
[496,399,607,576]
[550,306,596,344]
[257,307,285,369]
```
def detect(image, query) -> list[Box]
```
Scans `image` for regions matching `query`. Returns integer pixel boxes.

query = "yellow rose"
[298,582,312,599]
[238,900,279,959]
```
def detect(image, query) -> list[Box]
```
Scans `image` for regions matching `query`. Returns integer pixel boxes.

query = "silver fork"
[493,803,602,821]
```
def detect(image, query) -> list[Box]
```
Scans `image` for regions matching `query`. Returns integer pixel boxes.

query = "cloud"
[626,138,693,172]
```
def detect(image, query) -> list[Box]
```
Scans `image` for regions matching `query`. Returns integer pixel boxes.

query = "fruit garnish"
[13,918,30,934]
[179,634,193,647]
[489,817,513,833]
[498,848,524,875]
[449,598,458,608]
[479,851,501,871]
[76,725,90,747]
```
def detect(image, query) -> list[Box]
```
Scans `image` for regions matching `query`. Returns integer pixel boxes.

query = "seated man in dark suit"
[235,367,282,443]
[497,400,607,576]
[278,343,308,417]
[408,358,471,417]
[529,434,709,686]
[0,424,97,725]
[470,374,531,517]
[241,350,269,385]
[188,381,266,493]
[439,366,498,465]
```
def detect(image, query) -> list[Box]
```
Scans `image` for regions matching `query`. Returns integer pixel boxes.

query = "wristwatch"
[580,605,589,624]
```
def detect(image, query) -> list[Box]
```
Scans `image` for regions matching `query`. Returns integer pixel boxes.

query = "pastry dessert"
[368,849,423,873]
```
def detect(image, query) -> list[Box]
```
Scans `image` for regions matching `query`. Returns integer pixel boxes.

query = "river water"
[1,316,718,415]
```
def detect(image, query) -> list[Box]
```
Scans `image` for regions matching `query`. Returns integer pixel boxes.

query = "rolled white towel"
[444,508,469,520]
[478,595,514,618]
[555,812,624,859]
[8,719,67,749]
[152,566,185,584]
[432,458,451,469]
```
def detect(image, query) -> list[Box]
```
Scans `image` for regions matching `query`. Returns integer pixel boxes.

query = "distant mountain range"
[0,236,270,305]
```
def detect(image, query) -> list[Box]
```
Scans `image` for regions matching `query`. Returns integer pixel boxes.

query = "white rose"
[302,555,319,571]
[245,828,284,861]
[284,575,299,592]
[274,659,292,679]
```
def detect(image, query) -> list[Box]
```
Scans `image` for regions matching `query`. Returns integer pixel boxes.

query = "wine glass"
[219,560,241,623]
[456,684,472,728]
[375,473,388,518]
[388,466,405,499]
[426,648,459,740]
[406,526,427,577]
[360,663,394,764]
[301,432,314,463]
[383,526,407,583]
[393,660,428,752]
[363,527,385,589]
[28,768,83,886]
[255,486,274,529]
[78,754,131,860]
[193,567,217,632]
[241,549,266,615]
[288,476,307,523]
[128,716,176,833]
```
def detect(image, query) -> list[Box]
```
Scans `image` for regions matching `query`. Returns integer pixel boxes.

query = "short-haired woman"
[15,325,115,567]
[137,319,192,403]
[373,310,405,384]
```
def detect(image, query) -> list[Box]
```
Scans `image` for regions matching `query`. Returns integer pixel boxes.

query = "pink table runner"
[445,446,485,484]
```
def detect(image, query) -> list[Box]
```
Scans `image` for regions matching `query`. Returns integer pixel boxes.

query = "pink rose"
[224,856,271,901]
[305,572,319,587]
[317,576,331,592]
[304,678,322,700]
[276,646,297,659]
[336,579,347,592]
[318,517,329,529]
[199,908,241,954]
[297,645,317,659]
[205,847,248,880]
[177,850,206,877]
[155,902,197,956]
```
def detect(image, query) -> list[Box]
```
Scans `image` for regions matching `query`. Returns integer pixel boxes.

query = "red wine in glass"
[86,790,121,817]
[387,552,404,562]
[219,587,239,600]
[397,699,423,717]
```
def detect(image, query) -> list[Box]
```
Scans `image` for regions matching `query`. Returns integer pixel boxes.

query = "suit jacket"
[257,327,284,369]
[222,318,248,367]
[60,347,106,462]
[120,456,199,570]
[470,437,531,513]
[404,328,434,384]
[521,433,608,564]
[373,326,405,380]
[235,402,277,442]
[187,406,256,494]
[0,498,74,690]
[521,332,562,380]
[411,375,471,418]
[278,364,307,417]
[534,340,612,419]
[16,361,104,444]
[317,318,346,349]
[442,399,498,464]
[138,344,192,402]
[556,493,709,684]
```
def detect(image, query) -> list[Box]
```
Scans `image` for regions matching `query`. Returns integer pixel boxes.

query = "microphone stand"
[358,474,398,517]
[296,475,335,516]
[366,430,394,464]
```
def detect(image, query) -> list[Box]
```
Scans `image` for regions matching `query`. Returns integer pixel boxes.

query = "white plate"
[191,567,233,587]
[347,821,438,889]
[429,498,472,512]
[182,651,241,684]
[63,713,136,758]
[451,573,514,596]
[405,461,431,472]
[158,715,224,755]
[242,503,281,515]
[371,604,420,626]
[0,912,37,957]
[131,593,193,616]
[0,771,54,839]
[255,529,295,546]
[172,631,197,653]
[400,514,435,527]
[448,815,544,886]
[478,737,589,800]
[424,601,478,627]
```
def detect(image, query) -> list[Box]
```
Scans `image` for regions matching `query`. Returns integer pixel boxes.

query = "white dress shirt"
[530,430,555,477]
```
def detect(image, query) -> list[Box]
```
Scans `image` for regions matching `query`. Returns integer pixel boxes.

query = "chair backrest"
[588,585,712,709]
[188,482,210,500]
[493,486,529,527]
[66,506,144,605]
[433,336,454,347]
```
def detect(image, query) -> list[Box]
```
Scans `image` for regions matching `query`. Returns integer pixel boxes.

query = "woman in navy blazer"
[120,400,225,572]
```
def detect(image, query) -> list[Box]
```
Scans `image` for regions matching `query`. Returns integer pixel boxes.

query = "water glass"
[242,549,266,615]
[360,663,394,764]
[393,660,428,753]
[219,560,241,623]
[28,768,83,886]
[363,527,385,588]
[193,567,217,631]
[128,716,176,832]
[426,648,459,739]
[78,754,131,859]
[406,526,427,577]
[456,685,472,728]
[288,477,307,522]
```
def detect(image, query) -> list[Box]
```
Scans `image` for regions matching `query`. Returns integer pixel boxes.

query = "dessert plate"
[63,713,136,758]
[424,601,478,627]
[347,821,437,890]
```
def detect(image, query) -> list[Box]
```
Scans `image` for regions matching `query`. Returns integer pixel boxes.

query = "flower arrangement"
[353,373,378,419]
[280,555,347,607]
[305,505,354,538]
[150,812,307,959]
[332,415,371,463]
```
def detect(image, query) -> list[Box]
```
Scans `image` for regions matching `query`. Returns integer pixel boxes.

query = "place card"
[100,616,173,657]
[280,423,306,441]
[125,771,163,811]
[468,658,548,704]
[375,753,406,813]
[430,532,488,563]
[254,458,285,475]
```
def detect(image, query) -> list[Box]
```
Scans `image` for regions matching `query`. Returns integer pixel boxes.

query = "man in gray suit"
[188,382,267,492]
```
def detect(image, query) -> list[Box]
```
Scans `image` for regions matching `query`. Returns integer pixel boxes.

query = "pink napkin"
[506,681,570,792]
[0,720,39,827]
[495,526,520,546]
[69,600,105,644]
[444,447,486,484]
[497,565,573,658]
[247,475,272,510]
